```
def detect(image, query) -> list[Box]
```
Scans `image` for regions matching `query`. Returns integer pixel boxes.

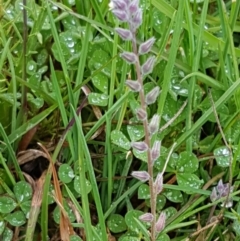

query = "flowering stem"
[131,33,156,241]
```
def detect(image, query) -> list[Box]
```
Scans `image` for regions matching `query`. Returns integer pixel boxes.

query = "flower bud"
[155,212,166,233]
[210,187,218,202]
[111,0,127,11]
[129,0,139,13]
[145,86,160,105]
[131,8,142,30]
[141,56,156,75]
[131,171,150,182]
[139,37,156,55]
[120,51,137,64]
[131,141,148,152]
[136,108,147,121]
[154,173,163,194]
[148,114,160,135]
[115,28,132,41]
[112,9,128,22]
[125,80,141,92]
[151,141,161,163]
[139,213,153,222]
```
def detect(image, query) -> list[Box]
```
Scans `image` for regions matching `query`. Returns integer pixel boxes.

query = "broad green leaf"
[88,49,110,75]
[26,60,37,75]
[127,124,144,141]
[233,203,240,236]
[0,220,5,235]
[28,95,44,112]
[138,184,150,199]
[125,210,144,232]
[92,73,108,94]
[20,200,31,217]
[119,235,139,241]
[53,201,76,224]
[164,207,177,219]
[199,90,229,122]
[62,15,81,30]
[177,173,203,194]
[2,227,13,241]
[88,93,108,106]
[132,149,147,162]
[107,214,127,233]
[0,197,17,214]
[175,151,198,173]
[74,176,92,195]
[111,130,130,150]
[163,189,183,203]
[58,164,75,184]
[152,8,166,34]
[146,195,166,211]
[162,95,186,125]
[213,146,231,167]
[5,211,26,226]
[13,181,32,203]
[157,233,170,241]
[154,146,169,171]
[51,30,81,69]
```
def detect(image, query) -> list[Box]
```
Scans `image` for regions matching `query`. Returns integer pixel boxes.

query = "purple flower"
[155,212,166,233]
[112,9,128,22]
[154,173,163,194]
[131,141,148,152]
[136,108,147,121]
[110,0,127,11]
[148,114,160,135]
[129,0,139,13]
[141,56,156,75]
[120,51,137,64]
[139,213,153,222]
[210,187,218,202]
[115,28,132,41]
[151,141,161,163]
[131,171,150,182]
[125,80,141,92]
[131,8,142,30]
[145,86,160,105]
[139,37,156,55]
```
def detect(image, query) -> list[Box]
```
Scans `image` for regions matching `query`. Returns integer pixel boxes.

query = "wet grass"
[0,0,240,240]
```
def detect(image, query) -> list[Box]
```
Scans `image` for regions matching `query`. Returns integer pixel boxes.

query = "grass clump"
[0,0,240,241]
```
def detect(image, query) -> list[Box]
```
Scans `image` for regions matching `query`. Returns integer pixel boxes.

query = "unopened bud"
[131,171,150,182]
[129,0,139,13]
[210,187,218,202]
[151,141,161,163]
[145,86,160,105]
[139,37,156,55]
[131,8,142,30]
[120,51,137,64]
[155,212,166,233]
[148,114,160,135]
[139,213,153,222]
[136,108,147,121]
[131,141,148,152]
[111,0,127,11]
[115,28,132,41]
[112,9,128,22]
[141,56,156,75]
[154,173,163,194]
[125,80,141,92]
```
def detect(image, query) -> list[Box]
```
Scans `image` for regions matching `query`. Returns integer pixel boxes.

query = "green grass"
[0,0,240,240]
